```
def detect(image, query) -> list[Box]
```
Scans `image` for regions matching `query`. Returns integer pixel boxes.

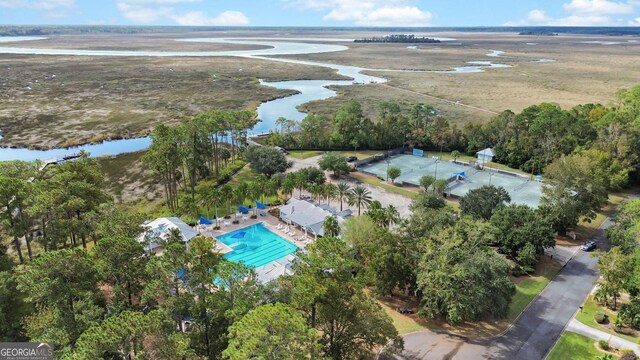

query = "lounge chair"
[275,224,282,230]
[224,221,230,227]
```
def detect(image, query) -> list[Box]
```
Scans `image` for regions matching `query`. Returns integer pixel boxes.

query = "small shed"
[476,148,495,163]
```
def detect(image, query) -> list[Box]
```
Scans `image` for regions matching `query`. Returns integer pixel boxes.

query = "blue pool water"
[217,223,299,268]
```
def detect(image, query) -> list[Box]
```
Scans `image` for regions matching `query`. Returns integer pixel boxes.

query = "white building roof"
[279,198,351,237]
[254,254,296,284]
[476,148,495,157]
[137,217,198,252]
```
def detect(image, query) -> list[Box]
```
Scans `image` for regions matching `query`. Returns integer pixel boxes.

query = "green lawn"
[508,261,562,321]
[385,311,426,335]
[288,149,381,160]
[575,191,628,241]
[288,150,323,159]
[575,296,639,343]
[546,331,605,360]
[349,173,418,199]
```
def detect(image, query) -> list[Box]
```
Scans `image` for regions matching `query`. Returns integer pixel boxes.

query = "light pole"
[434,138,444,180]
[386,157,391,182]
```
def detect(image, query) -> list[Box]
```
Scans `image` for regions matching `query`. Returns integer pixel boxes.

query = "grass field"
[574,191,631,241]
[349,172,418,199]
[546,331,605,360]
[288,150,323,159]
[289,32,640,122]
[509,260,562,322]
[575,296,640,343]
[0,44,344,149]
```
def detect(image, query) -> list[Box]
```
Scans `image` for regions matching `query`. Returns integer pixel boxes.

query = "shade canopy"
[199,216,215,225]
[256,201,268,209]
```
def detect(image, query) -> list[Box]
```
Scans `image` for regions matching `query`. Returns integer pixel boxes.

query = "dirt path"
[378,83,499,115]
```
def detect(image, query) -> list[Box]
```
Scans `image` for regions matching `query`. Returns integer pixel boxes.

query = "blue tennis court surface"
[359,154,544,208]
[217,223,299,268]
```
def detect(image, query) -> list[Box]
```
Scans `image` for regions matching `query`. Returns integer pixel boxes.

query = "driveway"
[389,217,614,360]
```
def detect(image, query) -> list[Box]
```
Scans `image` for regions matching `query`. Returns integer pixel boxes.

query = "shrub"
[619,298,640,329]
[594,310,607,324]
[232,220,240,225]
[511,265,527,277]
[620,350,637,360]
[598,339,610,351]
[250,214,258,219]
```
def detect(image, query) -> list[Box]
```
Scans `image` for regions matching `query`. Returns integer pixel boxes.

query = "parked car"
[580,241,597,251]
[346,155,358,162]
[395,307,414,314]
[274,146,288,155]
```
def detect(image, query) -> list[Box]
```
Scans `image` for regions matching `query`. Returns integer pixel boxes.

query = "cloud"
[170,10,249,26]
[562,0,634,15]
[283,0,433,26]
[505,0,639,26]
[0,0,76,19]
[117,1,250,25]
[0,0,74,10]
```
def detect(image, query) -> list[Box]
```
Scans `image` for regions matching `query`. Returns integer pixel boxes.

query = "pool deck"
[197,212,311,252]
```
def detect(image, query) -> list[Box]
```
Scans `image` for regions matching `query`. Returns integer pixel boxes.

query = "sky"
[0,0,639,27]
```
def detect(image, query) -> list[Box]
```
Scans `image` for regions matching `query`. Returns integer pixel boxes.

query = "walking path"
[378,84,499,115]
[566,319,640,355]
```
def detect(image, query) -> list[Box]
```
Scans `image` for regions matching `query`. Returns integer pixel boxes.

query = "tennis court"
[358,154,544,208]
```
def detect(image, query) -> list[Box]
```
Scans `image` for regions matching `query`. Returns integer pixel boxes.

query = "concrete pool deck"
[198,212,311,251]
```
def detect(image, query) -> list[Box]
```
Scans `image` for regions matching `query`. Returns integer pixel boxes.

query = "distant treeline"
[354,34,441,43]
[1,25,640,37]
[519,31,557,36]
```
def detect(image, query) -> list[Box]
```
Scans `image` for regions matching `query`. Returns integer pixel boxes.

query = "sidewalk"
[567,318,640,355]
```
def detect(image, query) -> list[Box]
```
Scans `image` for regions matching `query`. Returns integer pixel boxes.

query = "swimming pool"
[217,223,299,268]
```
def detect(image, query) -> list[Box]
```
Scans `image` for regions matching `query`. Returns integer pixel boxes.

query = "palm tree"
[246,181,260,216]
[281,175,295,200]
[234,182,250,218]
[309,183,322,202]
[335,182,351,211]
[294,172,306,198]
[324,183,336,206]
[199,187,221,219]
[323,215,340,237]
[347,185,372,215]
[385,205,401,228]
[255,174,269,203]
[219,184,233,216]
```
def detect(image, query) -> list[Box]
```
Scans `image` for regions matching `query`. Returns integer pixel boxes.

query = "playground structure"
[358,153,544,208]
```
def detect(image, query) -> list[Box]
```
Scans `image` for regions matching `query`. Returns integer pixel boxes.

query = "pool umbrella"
[239,206,250,214]
[256,201,268,209]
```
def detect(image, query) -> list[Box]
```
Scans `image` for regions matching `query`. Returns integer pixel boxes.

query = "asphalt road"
[391,217,614,360]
